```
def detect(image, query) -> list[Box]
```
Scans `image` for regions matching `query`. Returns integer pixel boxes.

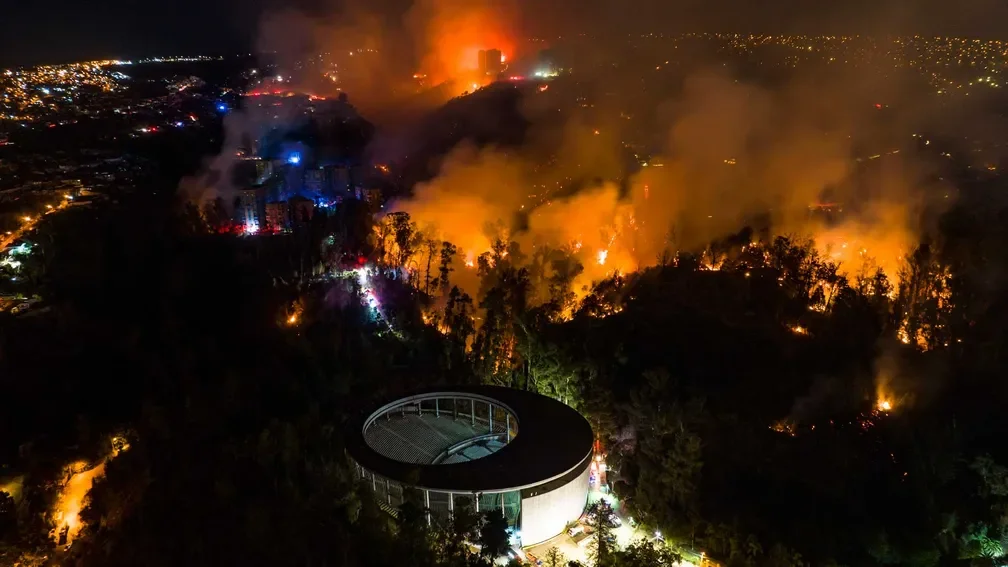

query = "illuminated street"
[0,192,75,250]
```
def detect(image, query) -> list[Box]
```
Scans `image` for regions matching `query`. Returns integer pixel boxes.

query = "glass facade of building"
[347,388,593,544]
[354,465,523,528]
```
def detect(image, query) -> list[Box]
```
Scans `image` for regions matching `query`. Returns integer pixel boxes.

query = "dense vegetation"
[5,92,1008,567]
[360,194,1008,567]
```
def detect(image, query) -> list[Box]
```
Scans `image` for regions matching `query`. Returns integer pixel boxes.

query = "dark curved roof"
[345,385,594,492]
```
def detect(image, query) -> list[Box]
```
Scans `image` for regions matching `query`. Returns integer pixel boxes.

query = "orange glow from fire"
[51,462,103,546]
[411,0,516,85]
[876,380,897,414]
[807,210,911,285]
[50,435,129,547]
[771,419,796,436]
[285,301,303,327]
[385,68,940,329]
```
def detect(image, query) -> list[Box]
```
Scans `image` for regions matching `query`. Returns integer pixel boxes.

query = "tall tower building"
[478,50,488,74]
[485,49,503,76]
[238,186,266,234]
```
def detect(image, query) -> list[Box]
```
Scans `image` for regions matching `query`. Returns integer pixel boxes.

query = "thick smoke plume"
[179,105,279,204]
[185,0,960,304]
[391,67,949,299]
[182,0,525,206]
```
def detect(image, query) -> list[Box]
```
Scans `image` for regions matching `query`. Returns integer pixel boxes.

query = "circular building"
[345,385,594,546]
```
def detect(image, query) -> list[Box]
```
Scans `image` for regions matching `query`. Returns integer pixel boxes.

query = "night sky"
[3,0,1008,67]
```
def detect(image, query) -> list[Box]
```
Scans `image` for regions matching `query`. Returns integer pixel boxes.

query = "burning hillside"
[381,69,941,304]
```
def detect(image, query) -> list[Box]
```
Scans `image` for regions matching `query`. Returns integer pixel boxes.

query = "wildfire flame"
[382,125,941,335]
[286,301,303,326]
[50,435,129,547]
[877,398,893,412]
[51,461,104,546]
[876,381,896,414]
[771,419,796,437]
[808,207,914,286]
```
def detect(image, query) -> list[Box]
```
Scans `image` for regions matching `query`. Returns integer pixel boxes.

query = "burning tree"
[895,241,954,350]
[577,272,629,319]
[437,241,457,292]
[373,212,419,271]
[442,285,476,366]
